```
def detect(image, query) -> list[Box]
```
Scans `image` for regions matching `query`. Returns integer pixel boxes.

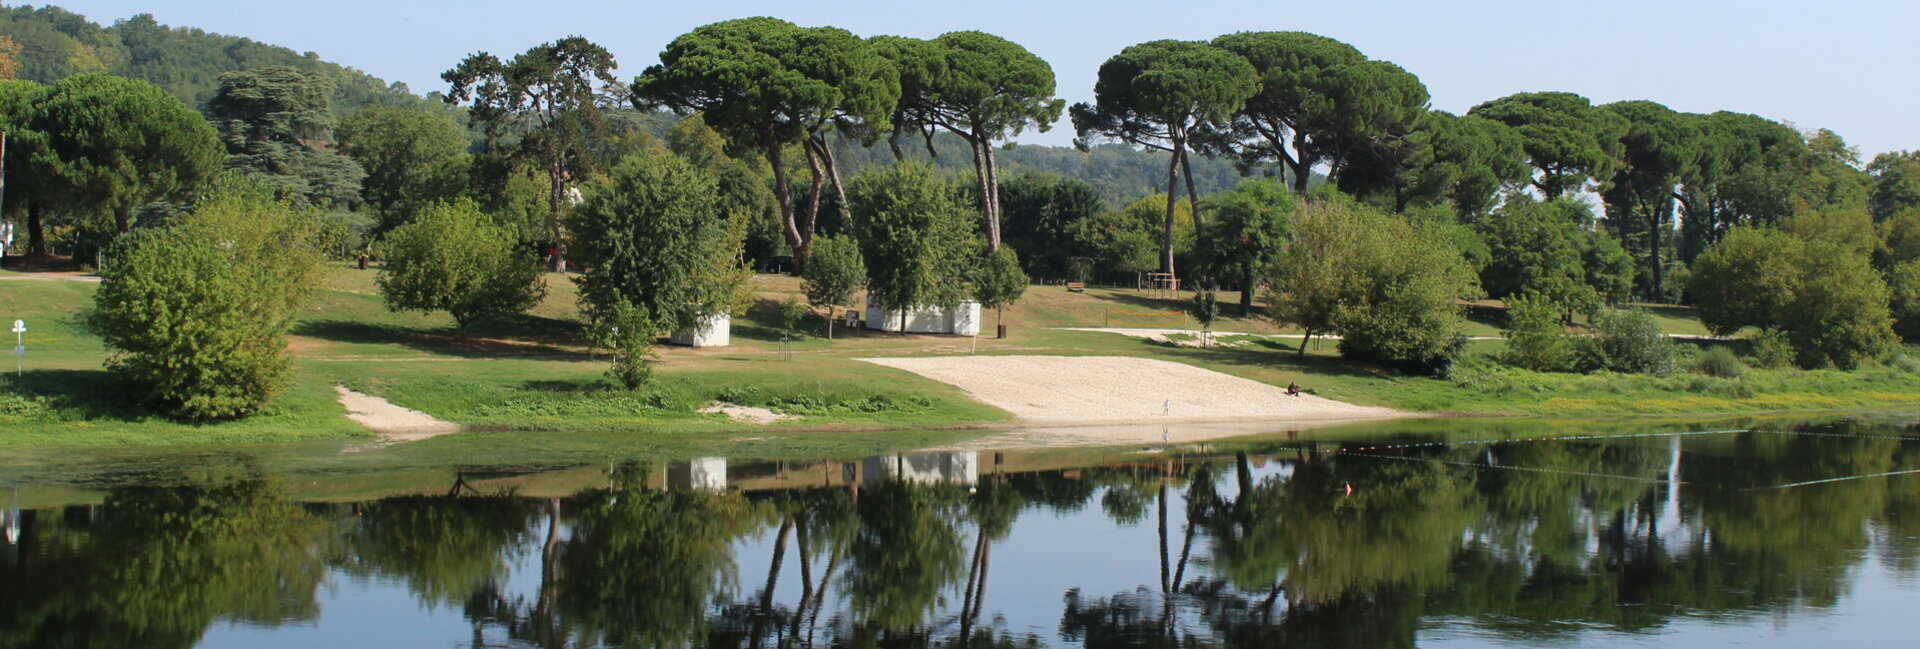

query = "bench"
[1066,282,1085,293]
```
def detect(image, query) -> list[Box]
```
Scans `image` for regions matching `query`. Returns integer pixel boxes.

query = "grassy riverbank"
[5,263,1920,448]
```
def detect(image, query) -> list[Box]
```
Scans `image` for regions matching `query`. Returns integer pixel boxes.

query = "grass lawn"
[7,262,1920,451]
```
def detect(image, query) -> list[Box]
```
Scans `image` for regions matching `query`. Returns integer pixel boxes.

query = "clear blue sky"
[38,0,1920,157]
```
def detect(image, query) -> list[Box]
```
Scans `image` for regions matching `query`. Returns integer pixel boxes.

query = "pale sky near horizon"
[28,0,1920,158]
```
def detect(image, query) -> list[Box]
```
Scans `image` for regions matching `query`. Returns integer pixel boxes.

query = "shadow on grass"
[517,379,615,394]
[732,296,834,342]
[3,368,153,422]
[1148,335,1385,382]
[293,314,593,361]
[1465,303,1509,332]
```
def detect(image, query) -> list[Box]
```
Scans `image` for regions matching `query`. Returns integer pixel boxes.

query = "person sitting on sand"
[1286,381,1302,396]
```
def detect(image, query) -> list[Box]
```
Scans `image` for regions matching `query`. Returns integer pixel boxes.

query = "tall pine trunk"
[546,160,568,272]
[768,141,807,271]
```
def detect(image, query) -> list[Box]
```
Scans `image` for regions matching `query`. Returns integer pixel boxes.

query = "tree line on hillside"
[6,15,1920,419]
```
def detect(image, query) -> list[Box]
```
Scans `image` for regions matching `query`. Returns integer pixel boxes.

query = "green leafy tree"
[88,179,321,419]
[593,300,657,389]
[444,36,621,272]
[1190,289,1220,344]
[1582,308,1680,375]
[1599,100,1696,297]
[849,163,978,333]
[802,234,866,339]
[634,18,897,268]
[997,172,1105,279]
[207,66,366,211]
[378,200,546,340]
[1209,32,1431,195]
[568,148,743,335]
[1501,293,1575,372]
[336,105,472,233]
[0,79,48,253]
[1868,150,1920,222]
[972,245,1028,335]
[1468,91,1626,199]
[1197,177,1292,315]
[27,72,222,232]
[1690,225,1896,368]
[1269,200,1477,375]
[1475,196,1631,318]
[1072,40,1257,278]
[1401,110,1529,219]
[1887,260,1920,342]
[875,31,1063,250]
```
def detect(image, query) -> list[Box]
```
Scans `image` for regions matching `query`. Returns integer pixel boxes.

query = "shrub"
[1500,294,1575,372]
[776,296,809,334]
[593,301,657,390]
[379,199,546,340]
[1694,346,1746,379]
[1894,353,1920,375]
[1747,329,1796,369]
[88,181,321,419]
[1584,308,1679,375]
[802,234,866,339]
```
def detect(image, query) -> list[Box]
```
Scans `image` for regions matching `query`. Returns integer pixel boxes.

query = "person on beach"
[1286,381,1303,396]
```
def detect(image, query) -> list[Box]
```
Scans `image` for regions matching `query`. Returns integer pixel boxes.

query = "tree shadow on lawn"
[1464,302,1509,332]
[3,368,162,422]
[293,314,593,361]
[1146,336,1385,383]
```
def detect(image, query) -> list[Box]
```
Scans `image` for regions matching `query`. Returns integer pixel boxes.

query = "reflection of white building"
[666,457,728,492]
[3,506,18,545]
[863,452,979,486]
[669,313,731,347]
[865,302,981,335]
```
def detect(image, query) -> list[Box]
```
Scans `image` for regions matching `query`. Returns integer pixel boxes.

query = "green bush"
[1500,294,1575,372]
[378,199,546,340]
[1694,346,1746,379]
[1583,308,1680,375]
[88,181,321,420]
[1893,353,1920,375]
[776,296,809,334]
[593,301,657,390]
[1747,329,1796,369]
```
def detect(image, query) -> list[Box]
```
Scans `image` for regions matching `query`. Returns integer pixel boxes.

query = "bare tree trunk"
[752,519,794,649]
[547,159,567,272]
[115,207,131,234]
[1157,479,1171,594]
[965,135,999,251]
[888,130,906,162]
[769,142,806,271]
[26,203,44,255]
[982,132,1007,253]
[1180,146,1202,234]
[1298,327,1313,357]
[801,142,827,269]
[814,135,853,232]
[1290,133,1312,194]
[1161,145,1181,277]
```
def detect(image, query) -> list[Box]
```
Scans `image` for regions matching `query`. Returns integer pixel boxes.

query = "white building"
[669,313,731,347]
[864,301,981,335]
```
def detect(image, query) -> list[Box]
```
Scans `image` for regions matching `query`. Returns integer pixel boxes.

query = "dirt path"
[859,355,1405,424]
[0,272,99,283]
[335,386,461,447]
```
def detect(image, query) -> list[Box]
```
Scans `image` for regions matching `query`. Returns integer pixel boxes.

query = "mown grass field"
[5,262,1920,451]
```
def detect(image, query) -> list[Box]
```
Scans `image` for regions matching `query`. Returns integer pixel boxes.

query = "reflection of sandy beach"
[858,355,1407,426]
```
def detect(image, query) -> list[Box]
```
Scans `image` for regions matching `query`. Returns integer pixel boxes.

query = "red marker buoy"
[1343,483,1354,496]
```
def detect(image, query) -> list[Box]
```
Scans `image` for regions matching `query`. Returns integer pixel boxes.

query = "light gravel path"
[0,272,99,283]
[700,402,800,424]
[335,386,462,445]
[859,355,1404,424]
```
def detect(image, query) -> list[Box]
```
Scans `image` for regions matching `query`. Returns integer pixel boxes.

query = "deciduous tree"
[336,105,472,232]
[802,234,866,339]
[568,148,743,334]
[1197,177,1292,315]
[88,179,321,419]
[849,163,978,333]
[378,199,546,340]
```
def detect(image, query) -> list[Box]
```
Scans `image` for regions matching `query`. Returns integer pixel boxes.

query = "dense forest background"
[0,4,1278,207]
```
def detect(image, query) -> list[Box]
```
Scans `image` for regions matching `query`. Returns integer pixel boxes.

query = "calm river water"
[6,416,1920,648]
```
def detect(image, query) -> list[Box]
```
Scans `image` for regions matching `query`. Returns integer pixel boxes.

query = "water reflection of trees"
[9,423,1920,648]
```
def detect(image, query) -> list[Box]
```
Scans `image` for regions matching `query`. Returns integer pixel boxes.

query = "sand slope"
[859,355,1403,424]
